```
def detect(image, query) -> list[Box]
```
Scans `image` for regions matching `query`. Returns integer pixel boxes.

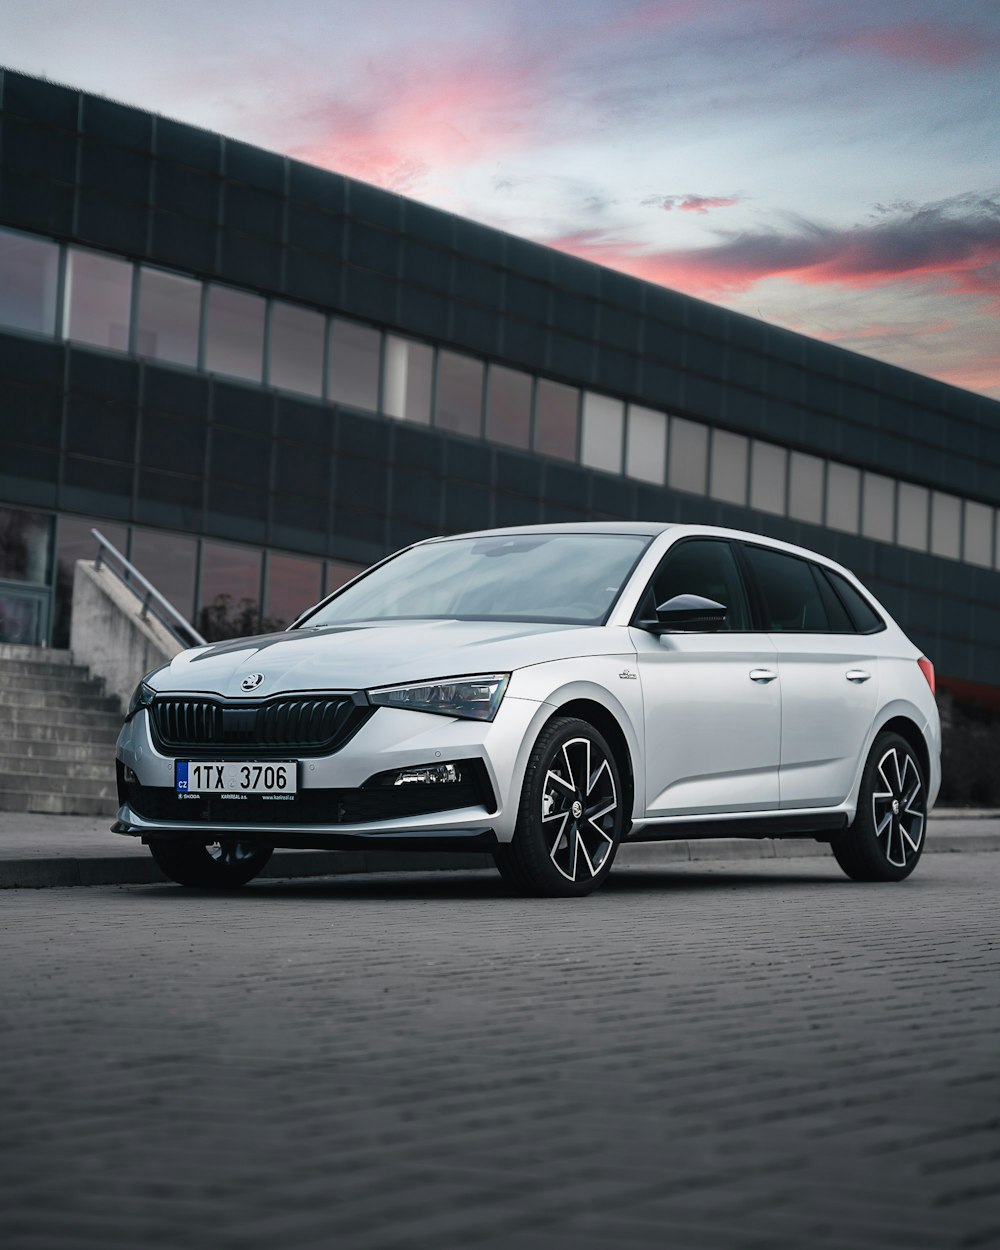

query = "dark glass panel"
[198,540,262,641]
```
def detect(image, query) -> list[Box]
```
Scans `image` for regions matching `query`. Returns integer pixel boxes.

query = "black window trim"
[630,535,756,633]
[735,539,887,636]
[819,565,887,635]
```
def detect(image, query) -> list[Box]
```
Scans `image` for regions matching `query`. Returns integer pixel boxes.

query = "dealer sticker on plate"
[175,761,297,795]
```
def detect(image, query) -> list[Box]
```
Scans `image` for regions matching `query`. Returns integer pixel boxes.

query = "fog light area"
[390,764,462,786]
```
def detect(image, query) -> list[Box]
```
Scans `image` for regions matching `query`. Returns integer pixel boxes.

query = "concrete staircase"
[0,644,122,817]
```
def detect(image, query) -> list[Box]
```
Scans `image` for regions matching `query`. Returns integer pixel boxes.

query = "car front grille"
[149,695,373,757]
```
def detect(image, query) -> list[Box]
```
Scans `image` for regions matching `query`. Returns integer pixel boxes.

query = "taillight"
[917,656,935,695]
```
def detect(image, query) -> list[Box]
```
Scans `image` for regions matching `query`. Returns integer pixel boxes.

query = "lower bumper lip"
[112,813,499,853]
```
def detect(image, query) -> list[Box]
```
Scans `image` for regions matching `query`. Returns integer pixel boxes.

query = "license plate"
[175,761,297,795]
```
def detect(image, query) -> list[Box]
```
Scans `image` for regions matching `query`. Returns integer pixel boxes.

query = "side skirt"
[626,812,849,843]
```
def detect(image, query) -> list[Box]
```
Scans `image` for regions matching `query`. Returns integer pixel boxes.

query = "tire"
[148,838,273,888]
[832,731,927,882]
[494,716,624,898]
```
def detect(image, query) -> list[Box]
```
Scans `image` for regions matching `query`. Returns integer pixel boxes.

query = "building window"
[788,451,824,525]
[485,364,532,449]
[709,429,748,506]
[963,501,992,568]
[581,393,624,474]
[52,515,128,649]
[0,227,59,336]
[668,417,708,495]
[930,491,962,559]
[749,440,786,515]
[534,379,579,461]
[198,541,262,640]
[203,284,265,382]
[326,561,364,593]
[624,406,666,485]
[64,248,132,352]
[0,507,53,584]
[265,552,323,629]
[135,267,201,368]
[327,317,380,411]
[861,472,895,544]
[826,463,860,534]
[384,336,433,424]
[897,482,929,551]
[128,528,198,622]
[268,302,325,397]
[435,350,484,437]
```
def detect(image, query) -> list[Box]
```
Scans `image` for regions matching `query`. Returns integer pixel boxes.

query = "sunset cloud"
[650,194,741,214]
[838,22,997,68]
[552,196,1000,311]
[291,54,550,192]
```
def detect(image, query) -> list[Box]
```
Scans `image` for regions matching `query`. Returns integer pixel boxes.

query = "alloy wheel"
[871,746,924,868]
[541,736,619,882]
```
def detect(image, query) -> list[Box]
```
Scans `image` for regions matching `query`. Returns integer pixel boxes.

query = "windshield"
[302,533,652,627]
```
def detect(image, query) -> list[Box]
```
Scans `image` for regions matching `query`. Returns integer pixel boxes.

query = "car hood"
[150,619,629,699]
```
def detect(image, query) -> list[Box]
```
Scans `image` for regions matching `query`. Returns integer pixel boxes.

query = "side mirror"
[640,593,728,635]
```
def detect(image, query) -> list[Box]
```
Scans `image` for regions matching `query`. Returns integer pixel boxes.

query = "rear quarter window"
[822,568,885,634]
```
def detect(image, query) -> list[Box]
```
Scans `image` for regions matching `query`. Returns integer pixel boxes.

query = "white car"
[114,523,940,896]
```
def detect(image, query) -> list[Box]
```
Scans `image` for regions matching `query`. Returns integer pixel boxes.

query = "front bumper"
[114,694,545,847]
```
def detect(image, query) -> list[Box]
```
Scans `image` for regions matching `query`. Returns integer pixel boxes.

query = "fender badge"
[619,669,637,680]
[240,672,264,691]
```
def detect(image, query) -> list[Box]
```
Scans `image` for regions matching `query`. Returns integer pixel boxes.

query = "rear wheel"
[148,838,273,888]
[832,731,926,882]
[494,716,624,898]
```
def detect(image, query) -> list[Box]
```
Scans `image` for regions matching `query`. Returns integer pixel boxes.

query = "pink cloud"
[551,200,1000,313]
[838,22,997,68]
[291,59,545,192]
[657,194,740,214]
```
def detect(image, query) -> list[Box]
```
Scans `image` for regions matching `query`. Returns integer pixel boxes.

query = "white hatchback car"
[115,523,940,896]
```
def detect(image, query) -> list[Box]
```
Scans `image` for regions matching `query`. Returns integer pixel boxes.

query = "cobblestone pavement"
[3,854,999,1250]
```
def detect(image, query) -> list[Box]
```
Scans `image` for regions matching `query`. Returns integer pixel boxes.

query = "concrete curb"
[1,833,995,889]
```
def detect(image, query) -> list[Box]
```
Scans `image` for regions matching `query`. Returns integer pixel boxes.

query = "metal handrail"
[91,528,207,648]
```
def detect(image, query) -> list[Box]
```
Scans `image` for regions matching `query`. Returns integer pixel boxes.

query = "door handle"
[846,669,872,683]
[749,668,777,683]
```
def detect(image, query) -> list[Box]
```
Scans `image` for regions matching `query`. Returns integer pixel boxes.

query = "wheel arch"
[544,697,636,833]
[878,715,931,791]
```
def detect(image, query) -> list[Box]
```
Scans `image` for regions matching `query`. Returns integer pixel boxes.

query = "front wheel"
[148,838,273,888]
[832,732,927,882]
[494,716,624,898]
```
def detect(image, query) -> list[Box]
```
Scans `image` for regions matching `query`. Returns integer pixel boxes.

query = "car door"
[631,538,781,817]
[739,543,880,808]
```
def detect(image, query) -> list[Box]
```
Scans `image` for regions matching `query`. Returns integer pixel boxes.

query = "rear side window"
[742,545,833,632]
[823,569,885,633]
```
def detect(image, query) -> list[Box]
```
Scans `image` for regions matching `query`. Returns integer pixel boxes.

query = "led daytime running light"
[368,674,509,721]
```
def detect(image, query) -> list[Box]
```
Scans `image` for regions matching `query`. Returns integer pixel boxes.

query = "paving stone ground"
[2,853,999,1250]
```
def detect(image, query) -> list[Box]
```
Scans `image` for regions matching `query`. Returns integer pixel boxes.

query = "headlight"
[126,680,156,720]
[368,674,509,722]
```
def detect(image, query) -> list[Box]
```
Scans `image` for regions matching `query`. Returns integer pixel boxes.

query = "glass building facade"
[1,70,1000,688]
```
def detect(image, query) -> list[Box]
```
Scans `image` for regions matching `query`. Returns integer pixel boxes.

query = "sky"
[6,0,1000,398]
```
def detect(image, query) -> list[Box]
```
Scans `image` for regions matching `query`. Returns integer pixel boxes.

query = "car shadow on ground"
[119,860,853,905]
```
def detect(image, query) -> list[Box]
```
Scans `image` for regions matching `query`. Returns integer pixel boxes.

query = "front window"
[302,532,651,627]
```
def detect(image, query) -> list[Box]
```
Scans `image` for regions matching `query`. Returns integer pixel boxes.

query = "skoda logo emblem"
[241,672,264,692]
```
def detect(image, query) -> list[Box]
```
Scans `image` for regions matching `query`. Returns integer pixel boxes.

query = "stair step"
[4,722,120,746]
[0,645,74,665]
[0,773,118,800]
[0,672,108,696]
[0,755,116,781]
[0,660,96,681]
[0,739,116,763]
[0,789,118,817]
[4,706,123,731]
[0,689,121,713]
